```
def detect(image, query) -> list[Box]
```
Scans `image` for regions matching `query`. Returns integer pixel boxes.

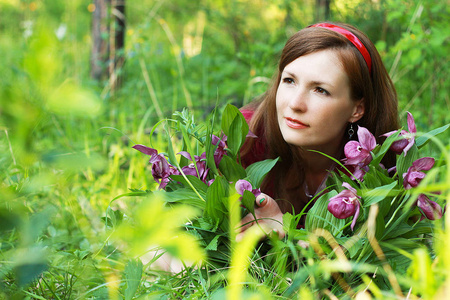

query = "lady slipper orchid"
[149,153,176,189]
[327,182,361,230]
[211,134,227,166]
[177,152,210,183]
[416,194,443,220]
[402,157,435,190]
[382,112,416,156]
[344,126,377,166]
[235,179,261,197]
[132,144,176,189]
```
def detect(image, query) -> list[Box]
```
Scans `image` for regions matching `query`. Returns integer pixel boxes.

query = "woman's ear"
[349,99,365,123]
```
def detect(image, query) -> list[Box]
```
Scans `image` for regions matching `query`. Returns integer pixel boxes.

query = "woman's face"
[276,49,364,156]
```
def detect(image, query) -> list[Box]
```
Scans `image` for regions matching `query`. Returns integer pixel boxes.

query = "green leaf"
[241,189,256,215]
[205,176,228,224]
[205,132,219,176]
[305,190,346,237]
[371,131,400,166]
[375,210,386,240]
[218,155,246,182]
[123,259,143,300]
[170,174,208,195]
[396,144,419,178]
[221,104,248,157]
[415,123,450,148]
[205,235,221,251]
[227,116,244,158]
[337,237,365,259]
[361,181,398,207]
[245,157,280,188]
[156,189,205,209]
[221,104,244,136]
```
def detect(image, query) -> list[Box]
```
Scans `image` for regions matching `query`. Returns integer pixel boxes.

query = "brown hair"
[241,22,399,213]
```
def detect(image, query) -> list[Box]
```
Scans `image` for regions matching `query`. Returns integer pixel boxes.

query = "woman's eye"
[282,77,294,84]
[314,87,329,96]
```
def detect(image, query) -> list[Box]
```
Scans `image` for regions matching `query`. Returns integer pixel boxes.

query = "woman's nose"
[288,88,308,112]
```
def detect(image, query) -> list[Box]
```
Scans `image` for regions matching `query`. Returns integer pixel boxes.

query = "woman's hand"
[237,193,285,241]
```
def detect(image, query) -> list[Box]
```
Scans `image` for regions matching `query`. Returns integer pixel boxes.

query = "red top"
[240,109,268,168]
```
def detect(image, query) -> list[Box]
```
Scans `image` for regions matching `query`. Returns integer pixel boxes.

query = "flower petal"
[177,151,193,161]
[132,144,158,156]
[417,194,443,220]
[357,126,376,151]
[235,179,252,195]
[412,157,435,171]
[407,112,417,134]
[350,203,360,231]
[342,182,357,195]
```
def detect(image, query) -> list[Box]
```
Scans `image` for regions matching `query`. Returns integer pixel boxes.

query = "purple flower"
[417,194,443,220]
[133,144,176,189]
[149,153,176,189]
[177,151,210,183]
[132,144,158,157]
[211,134,227,166]
[382,112,416,156]
[235,179,261,197]
[327,182,361,231]
[402,157,435,190]
[344,126,377,166]
[345,164,369,181]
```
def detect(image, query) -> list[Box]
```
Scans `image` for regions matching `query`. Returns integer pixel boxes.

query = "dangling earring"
[348,123,355,139]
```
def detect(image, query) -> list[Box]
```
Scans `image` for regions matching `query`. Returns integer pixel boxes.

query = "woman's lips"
[285,117,309,129]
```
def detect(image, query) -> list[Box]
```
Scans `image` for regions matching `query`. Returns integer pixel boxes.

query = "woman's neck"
[302,146,341,196]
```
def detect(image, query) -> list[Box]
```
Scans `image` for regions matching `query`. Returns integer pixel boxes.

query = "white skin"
[238,49,365,241]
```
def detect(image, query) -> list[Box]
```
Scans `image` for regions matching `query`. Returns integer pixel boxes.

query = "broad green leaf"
[218,155,246,182]
[415,124,450,148]
[361,181,397,207]
[375,211,386,240]
[396,144,419,178]
[205,235,221,251]
[155,189,205,209]
[383,221,433,240]
[245,157,280,188]
[305,190,346,237]
[221,104,245,136]
[170,174,208,195]
[339,237,365,259]
[221,104,248,158]
[241,189,256,215]
[123,259,143,300]
[205,176,228,224]
[227,113,248,158]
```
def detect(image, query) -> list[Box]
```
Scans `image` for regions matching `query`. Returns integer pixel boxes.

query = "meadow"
[1,0,449,299]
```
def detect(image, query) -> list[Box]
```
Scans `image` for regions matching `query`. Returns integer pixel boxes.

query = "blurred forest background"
[0,0,449,298]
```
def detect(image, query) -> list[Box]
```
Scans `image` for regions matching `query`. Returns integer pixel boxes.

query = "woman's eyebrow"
[281,70,296,78]
[311,80,332,87]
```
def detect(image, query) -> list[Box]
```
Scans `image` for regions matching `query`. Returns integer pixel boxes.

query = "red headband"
[310,23,372,73]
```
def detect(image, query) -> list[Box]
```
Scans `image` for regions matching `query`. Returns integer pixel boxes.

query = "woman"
[238,22,399,239]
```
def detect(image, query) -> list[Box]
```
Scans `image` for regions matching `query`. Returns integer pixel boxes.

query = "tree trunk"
[315,0,331,22]
[90,0,108,81]
[90,0,126,92]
